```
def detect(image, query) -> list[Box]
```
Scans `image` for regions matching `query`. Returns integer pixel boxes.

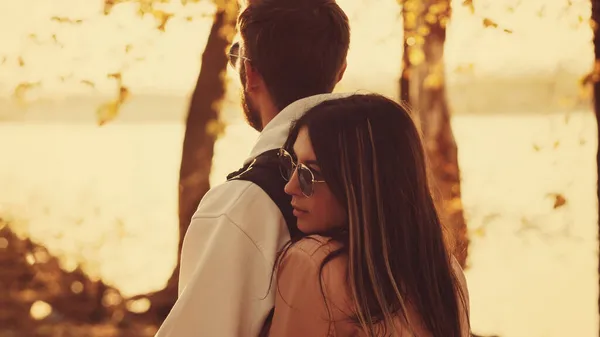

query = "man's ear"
[336,60,347,84]
[244,59,261,92]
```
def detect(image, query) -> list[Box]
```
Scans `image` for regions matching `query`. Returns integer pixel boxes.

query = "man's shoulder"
[192,180,284,227]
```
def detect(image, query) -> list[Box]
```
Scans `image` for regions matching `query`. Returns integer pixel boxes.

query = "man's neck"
[259,100,279,130]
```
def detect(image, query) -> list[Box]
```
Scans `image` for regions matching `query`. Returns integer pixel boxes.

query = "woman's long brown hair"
[277,94,469,336]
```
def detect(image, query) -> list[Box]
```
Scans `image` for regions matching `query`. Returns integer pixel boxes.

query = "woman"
[265,94,470,336]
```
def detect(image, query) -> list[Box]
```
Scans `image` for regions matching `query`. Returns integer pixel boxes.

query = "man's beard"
[240,64,262,132]
[241,90,262,132]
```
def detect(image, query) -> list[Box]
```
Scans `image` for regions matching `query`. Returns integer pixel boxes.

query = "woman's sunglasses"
[278,148,325,197]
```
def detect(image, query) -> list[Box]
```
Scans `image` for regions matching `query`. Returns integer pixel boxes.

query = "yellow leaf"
[50,16,83,24]
[403,0,420,13]
[118,86,130,103]
[579,83,593,100]
[152,10,173,32]
[404,12,417,30]
[96,101,120,126]
[454,63,474,74]
[429,2,448,15]
[206,119,226,138]
[472,226,485,238]
[536,5,545,18]
[108,73,122,81]
[445,197,463,213]
[18,56,24,67]
[591,19,598,32]
[414,34,425,45]
[547,193,567,209]
[462,0,475,14]
[558,97,574,108]
[13,82,40,103]
[439,16,449,28]
[482,18,499,28]
[417,25,430,37]
[103,0,116,15]
[81,80,95,88]
[424,72,443,89]
[408,47,425,66]
[425,13,437,24]
[220,23,237,42]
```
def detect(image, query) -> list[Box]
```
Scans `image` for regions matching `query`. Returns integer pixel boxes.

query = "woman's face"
[284,126,347,234]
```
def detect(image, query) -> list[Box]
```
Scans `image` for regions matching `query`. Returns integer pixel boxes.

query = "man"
[155,0,350,335]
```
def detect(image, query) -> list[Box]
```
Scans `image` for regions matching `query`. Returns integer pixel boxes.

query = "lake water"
[0,106,597,337]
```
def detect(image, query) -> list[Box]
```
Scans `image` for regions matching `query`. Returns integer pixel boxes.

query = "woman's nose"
[284,168,302,196]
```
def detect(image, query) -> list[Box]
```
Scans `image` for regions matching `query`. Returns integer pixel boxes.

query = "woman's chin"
[296,219,315,234]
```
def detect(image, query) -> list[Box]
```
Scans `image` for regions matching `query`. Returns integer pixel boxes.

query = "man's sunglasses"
[278,148,325,197]
[227,42,251,69]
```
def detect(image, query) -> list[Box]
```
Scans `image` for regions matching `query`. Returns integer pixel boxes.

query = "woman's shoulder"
[287,235,345,264]
[278,235,348,285]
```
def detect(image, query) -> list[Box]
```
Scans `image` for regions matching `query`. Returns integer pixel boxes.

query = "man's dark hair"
[238,0,350,111]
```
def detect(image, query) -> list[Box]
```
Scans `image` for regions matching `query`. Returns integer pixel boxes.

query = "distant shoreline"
[0,73,592,123]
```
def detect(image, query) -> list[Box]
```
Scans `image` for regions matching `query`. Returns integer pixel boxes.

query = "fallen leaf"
[547,193,567,209]
[482,18,499,28]
[118,86,130,103]
[96,101,120,126]
[152,10,173,32]
[81,80,95,88]
[50,16,83,24]
[462,0,475,14]
[108,73,122,81]
[472,226,486,238]
[13,82,41,102]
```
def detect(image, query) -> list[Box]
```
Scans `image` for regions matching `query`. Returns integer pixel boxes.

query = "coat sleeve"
[155,182,288,337]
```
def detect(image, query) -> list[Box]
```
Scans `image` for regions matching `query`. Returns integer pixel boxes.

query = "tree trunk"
[592,0,600,335]
[137,7,236,321]
[400,0,469,267]
[400,25,410,103]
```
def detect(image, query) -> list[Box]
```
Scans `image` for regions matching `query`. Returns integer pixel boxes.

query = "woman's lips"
[292,205,308,217]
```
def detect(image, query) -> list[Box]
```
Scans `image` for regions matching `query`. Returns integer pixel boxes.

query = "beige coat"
[265,235,470,337]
